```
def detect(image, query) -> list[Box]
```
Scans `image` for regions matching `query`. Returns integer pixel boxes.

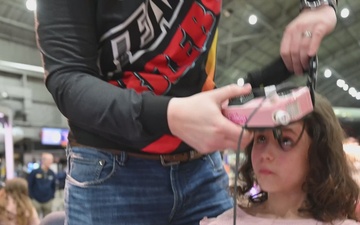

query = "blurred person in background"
[343,136,360,221]
[344,137,360,146]
[0,177,40,225]
[27,153,56,218]
[343,136,360,185]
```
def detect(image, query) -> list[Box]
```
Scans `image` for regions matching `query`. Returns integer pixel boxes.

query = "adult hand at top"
[280,5,337,74]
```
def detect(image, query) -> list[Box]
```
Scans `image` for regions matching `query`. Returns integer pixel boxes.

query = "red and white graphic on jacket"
[105,0,221,153]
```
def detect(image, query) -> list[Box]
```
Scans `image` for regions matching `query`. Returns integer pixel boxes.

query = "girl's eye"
[255,135,266,144]
[280,137,294,150]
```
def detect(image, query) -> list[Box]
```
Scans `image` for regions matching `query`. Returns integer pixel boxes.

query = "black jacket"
[36,0,221,153]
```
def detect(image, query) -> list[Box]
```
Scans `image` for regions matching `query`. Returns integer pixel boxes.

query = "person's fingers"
[280,29,294,72]
[222,120,254,150]
[211,84,252,103]
[307,7,336,55]
[290,31,303,75]
[238,129,254,149]
[225,131,254,150]
[300,29,313,70]
[308,25,326,56]
[221,99,229,109]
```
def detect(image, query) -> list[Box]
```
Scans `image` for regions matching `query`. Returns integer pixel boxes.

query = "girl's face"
[251,121,311,194]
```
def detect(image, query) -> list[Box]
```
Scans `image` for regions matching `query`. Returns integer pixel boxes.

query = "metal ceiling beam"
[0,60,43,79]
[1,0,28,10]
[321,43,360,69]
[0,16,34,32]
[219,32,279,45]
[317,67,360,105]
[0,33,37,49]
[243,0,276,32]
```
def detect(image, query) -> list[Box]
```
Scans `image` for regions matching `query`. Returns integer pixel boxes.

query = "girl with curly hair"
[201,93,360,225]
[0,177,40,225]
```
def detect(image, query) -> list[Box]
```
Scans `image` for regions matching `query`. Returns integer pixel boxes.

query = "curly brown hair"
[237,93,360,222]
[0,178,35,225]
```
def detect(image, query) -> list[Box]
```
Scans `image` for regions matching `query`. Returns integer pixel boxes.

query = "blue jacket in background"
[27,167,56,203]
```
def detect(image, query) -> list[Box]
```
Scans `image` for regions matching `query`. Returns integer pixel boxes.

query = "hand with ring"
[280,5,337,74]
[302,30,312,38]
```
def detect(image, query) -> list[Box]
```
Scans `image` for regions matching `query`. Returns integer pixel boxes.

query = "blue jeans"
[64,145,233,225]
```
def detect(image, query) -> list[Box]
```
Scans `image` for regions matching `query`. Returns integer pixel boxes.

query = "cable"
[232,96,267,225]
[232,129,244,225]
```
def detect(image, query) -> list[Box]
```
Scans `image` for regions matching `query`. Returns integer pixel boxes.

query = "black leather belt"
[70,141,204,166]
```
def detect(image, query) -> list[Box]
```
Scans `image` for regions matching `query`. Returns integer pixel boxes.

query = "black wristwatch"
[300,0,338,13]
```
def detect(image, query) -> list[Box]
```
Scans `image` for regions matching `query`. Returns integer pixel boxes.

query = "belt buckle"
[160,155,181,166]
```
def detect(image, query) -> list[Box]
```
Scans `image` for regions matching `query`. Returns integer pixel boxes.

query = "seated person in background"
[0,178,40,225]
[201,93,360,225]
[343,136,360,184]
[344,137,360,146]
[343,136,360,221]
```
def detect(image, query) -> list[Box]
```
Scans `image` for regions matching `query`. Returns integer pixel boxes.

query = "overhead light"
[343,84,349,91]
[324,69,332,78]
[356,93,360,100]
[237,78,245,86]
[26,0,36,11]
[336,79,345,88]
[340,8,350,19]
[1,91,8,99]
[349,87,357,97]
[248,15,258,25]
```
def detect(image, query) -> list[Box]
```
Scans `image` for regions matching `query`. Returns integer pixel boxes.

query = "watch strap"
[300,0,337,13]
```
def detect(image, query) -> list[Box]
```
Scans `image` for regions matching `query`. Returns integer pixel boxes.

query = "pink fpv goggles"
[222,56,318,129]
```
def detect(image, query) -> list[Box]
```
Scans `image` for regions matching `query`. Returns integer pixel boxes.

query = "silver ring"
[302,30,312,38]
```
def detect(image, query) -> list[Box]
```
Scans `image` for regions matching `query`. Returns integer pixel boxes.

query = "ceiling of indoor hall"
[0,0,359,107]
[217,0,360,108]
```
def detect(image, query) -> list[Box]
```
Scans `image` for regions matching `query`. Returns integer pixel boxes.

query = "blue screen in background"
[41,127,69,146]
[27,162,40,173]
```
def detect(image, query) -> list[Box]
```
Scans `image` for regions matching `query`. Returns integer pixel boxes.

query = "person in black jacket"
[27,153,56,218]
[34,1,337,224]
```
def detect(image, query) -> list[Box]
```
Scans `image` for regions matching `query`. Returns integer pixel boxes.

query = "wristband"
[300,0,337,13]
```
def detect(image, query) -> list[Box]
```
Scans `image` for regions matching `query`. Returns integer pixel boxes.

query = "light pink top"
[200,206,359,225]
